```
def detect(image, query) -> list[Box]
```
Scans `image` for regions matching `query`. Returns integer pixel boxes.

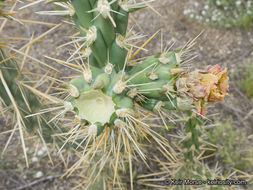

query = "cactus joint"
[74,90,115,124]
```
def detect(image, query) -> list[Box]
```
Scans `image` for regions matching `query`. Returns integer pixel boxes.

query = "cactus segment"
[115,6,129,35]
[183,116,203,161]
[86,27,108,65]
[69,52,173,129]
[0,49,62,144]
[113,94,133,110]
[109,40,128,71]
[72,0,93,29]
[0,49,38,133]
[89,0,97,7]
[73,12,108,67]
[89,53,100,67]
[93,14,115,46]
[70,0,130,71]
[92,0,116,46]
[66,43,229,131]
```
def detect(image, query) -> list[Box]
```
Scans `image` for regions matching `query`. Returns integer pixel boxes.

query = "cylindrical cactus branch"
[0,49,41,133]
[31,0,151,69]
[70,0,144,70]
[23,0,229,146]
[0,48,65,149]
[65,52,229,136]
[182,116,203,162]
[140,145,221,190]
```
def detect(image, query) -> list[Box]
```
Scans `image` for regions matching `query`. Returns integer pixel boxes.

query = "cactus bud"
[176,65,229,115]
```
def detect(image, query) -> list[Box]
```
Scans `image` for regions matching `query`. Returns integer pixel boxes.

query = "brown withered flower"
[176,64,229,115]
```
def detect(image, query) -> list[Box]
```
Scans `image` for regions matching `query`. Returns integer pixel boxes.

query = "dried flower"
[176,64,229,114]
[200,64,229,102]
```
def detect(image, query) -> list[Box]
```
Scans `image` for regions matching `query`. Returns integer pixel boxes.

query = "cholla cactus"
[18,1,229,133]
[137,117,251,190]
[0,48,66,167]
[1,0,230,189]
[137,143,234,190]
[47,0,229,134]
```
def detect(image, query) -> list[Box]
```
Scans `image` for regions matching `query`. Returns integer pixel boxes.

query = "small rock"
[32,157,39,162]
[34,171,44,178]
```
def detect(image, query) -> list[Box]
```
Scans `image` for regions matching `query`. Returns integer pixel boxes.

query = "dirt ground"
[1,0,253,189]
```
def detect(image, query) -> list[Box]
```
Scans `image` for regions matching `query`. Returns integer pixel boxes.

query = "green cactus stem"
[182,115,204,162]
[0,48,66,150]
